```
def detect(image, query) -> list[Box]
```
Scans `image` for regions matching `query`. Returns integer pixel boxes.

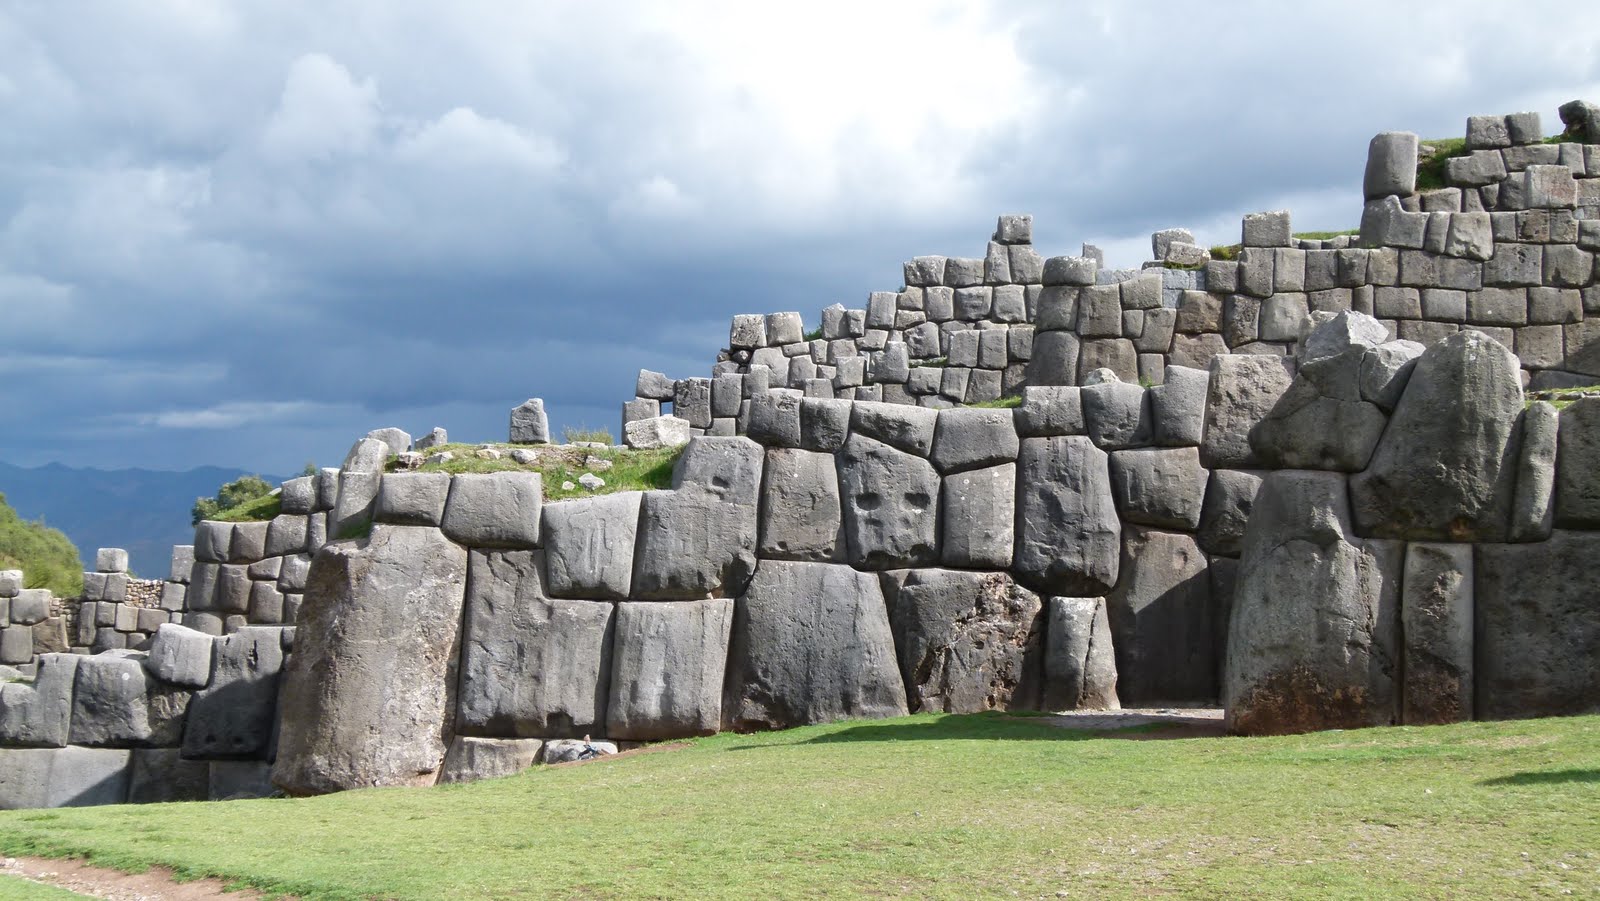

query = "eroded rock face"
[1476,531,1600,720]
[455,550,613,739]
[632,489,758,600]
[1042,597,1119,711]
[183,627,285,760]
[1106,528,1219,705]
[1224,472,1402,735]
[885,569,1043,714]
[541,491,642,600]
[607,600,732,740]
[837,434,940,570]
[758,448,843,562]
[1400,542,1473,725]
[1350,330,1523,542]
[1012,436,1120,596]
[722,561,906,730]
[273,526,468,795]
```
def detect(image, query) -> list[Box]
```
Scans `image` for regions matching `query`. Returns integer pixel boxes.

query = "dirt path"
[1,857,277,901]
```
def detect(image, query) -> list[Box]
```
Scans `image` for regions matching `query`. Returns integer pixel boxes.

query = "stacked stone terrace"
[4,98,1600,809]
[621,100,1600,442]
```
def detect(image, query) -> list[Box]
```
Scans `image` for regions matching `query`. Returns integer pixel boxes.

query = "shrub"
[0,492,83,597]
[192,474,276,525]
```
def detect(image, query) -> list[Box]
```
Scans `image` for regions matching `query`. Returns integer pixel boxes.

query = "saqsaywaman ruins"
[3,99,1600,808]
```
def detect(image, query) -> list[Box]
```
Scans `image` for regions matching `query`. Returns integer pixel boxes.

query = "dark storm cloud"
[1,1,1596,473]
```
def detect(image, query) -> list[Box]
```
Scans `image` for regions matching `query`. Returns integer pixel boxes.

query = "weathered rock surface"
[1013,437,1120,595]
[1108,448,1209,531]
[758,448,842,562]
[1510,401,1558,542]
[0,654,79,748]
[886,569,1043,713]
[607,600,733,739]
[69,653,188,747]
[273,526,468,794]
[186,627,286,760]
[1224,472,1402,735]
[1251,342,1388,472]
[438,736,544,784]
[1350,331,1523,542]
[940,464,1015,568]
[144,624,213,688]
[441,472,544,549]
[455,550,613,739]
[1106,528,1219,705]
[624,415,692,450]
[1555,397,1600,528]
[632,488,758,599]
[1476,531,1600,720]
[723,561,907,730]
[1400,542,1473,725]
[1042,597,1120,711]
[1197,469,1264,557]
[837,434,940,570]
[1200,355,1294,469]
[930,407,1019,473]
[0,746,131,809]
[541,492,641,600]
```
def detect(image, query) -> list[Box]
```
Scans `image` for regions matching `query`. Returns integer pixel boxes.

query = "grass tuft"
[206,493,281,524]
[1415,137,1469,192]
[964,395,1021,409]
[394,443,682,501]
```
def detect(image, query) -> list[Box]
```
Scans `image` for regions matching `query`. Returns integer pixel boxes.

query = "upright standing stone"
[607,599,732,740]
[1400,542,1473,725]
[1350,331,1523,542]
[1042,597,1120,711]
[1224,472,1402,735]
[723,561,906,731]
[1476,531,1600,719]
[1013,437,1120,596]
[509,399,550,444]
[273,526,469,794]
[1106,528,1218,705]
[886,570,1043,713]
[1510,401,1558,542]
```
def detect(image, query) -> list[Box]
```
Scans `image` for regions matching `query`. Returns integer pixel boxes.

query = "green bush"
[192,474,276,525]
[0,492,83,597]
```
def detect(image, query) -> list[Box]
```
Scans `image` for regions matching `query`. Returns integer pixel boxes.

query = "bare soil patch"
[2,856,279,901]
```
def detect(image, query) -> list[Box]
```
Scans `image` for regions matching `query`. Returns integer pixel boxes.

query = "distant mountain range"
[0,462,285,579]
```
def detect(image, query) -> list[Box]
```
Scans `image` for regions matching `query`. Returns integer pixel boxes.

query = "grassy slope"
[0,878,89,900]
[0,713,1596,899]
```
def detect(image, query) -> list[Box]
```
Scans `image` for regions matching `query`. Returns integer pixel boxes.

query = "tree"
[192,475,275,525]
[0,491,84,597]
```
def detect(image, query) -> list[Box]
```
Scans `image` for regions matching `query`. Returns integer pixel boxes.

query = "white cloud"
[137,401,348,430]
[395,107,565,172]
[259,53,380,163]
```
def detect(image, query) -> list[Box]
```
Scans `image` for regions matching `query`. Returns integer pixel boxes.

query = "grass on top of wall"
[0,713,1597,900]
[394,443,682,502]
[963,394,1022,409]
[203,492,282,524]
[1292,229,1359,240]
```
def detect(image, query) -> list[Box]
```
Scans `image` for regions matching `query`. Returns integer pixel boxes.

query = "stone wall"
[6,99,1600,809]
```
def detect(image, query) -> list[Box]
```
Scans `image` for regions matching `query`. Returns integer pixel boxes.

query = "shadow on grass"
[720,711,1217,751]
[1481,769,1600,787]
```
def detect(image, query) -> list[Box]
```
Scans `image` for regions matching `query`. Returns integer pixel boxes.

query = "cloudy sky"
[2,2,1598,475]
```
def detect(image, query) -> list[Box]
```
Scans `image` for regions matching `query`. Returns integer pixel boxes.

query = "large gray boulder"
[440,472,544,548]
[632,487,758,600]
[1350,331,1523,542]
[930,408,1019,473]
[850,402,939,457]
[184,626,286,760]
[885,569,1043,713]
[0,747,131,809]
[1013,437,1120,596]
[1476,531,1600,719]
[374,472,452,527]
[541,491,641,600]
[723,561,907,730]
[1199,355,1294,469]
[1224,472,1402,735]
[1196,469,1264,557]
[1510,401,1558,542]
[1555,397,1600,528]
[758,448,843,562]
[1106,528,1219,705]
[1080,380,1151,450]
[144,623,214,688]
[1400,542,1473,725]
[837,434,940,570]
[437,737,544,785]
[1251,336,1389,472]
[1042,597,1120,711]
[455,550,613,739]
[1107,448,1209,531]
[607,599,733,739]
[273,526,469,794]
[509,398,550,444]
[69,653,188,748]
[939,464,1015,569]
[0,654,79,748]
[1149,365,1208,447]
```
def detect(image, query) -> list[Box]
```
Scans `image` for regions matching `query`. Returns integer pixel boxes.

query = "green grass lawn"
[0,713,1596,899]
[0,878,88,900]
